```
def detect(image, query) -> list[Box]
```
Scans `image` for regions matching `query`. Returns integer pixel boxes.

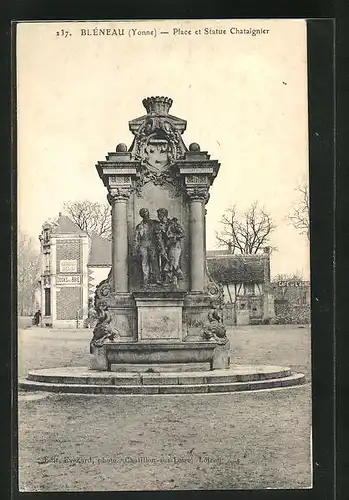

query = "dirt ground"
[17,324,312,491]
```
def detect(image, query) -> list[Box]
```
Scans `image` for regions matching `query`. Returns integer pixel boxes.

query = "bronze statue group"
[133,207,185,288]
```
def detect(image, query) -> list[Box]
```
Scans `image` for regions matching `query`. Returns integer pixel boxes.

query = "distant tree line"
[18,231,40,316]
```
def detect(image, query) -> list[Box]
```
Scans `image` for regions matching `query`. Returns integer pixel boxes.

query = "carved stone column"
[96,147,138,295]
[187,188,209,292]
[108,187,132,293]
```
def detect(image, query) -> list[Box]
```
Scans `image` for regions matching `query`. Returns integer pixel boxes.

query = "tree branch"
[216,202,276,254]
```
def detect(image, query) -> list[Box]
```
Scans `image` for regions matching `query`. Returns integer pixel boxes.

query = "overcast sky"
[17,19,309,279]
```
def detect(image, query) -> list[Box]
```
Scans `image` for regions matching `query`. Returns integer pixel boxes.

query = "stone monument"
[20,96,306,393]
[90,96,229,372]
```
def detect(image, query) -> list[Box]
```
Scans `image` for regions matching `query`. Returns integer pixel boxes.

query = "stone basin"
[90,341,219,371]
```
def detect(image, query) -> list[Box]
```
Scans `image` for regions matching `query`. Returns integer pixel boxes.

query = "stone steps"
[25,365,292,385]
[19,366,306,394]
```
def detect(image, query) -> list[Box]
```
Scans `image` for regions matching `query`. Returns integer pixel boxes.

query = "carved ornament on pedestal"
[107,187,133,204]
[94,269,113,307]
[185,187,210,203]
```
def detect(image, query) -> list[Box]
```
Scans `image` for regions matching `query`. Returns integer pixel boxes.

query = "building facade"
[38,215,112,328]
[39,215,89,328]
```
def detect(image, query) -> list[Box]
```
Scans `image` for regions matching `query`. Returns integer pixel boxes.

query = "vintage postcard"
[17,19,311,491]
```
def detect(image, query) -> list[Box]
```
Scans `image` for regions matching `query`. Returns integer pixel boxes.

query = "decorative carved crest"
[129,96,187,169]
[133,164,185,197]
[132,122,186,168]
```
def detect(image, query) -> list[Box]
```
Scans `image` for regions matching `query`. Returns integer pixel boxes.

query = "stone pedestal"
[134,292,186,342]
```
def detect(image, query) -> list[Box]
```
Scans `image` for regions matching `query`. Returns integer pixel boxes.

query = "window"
[244,284,255,295]
[44,253,50,271]
[44,288,51,316]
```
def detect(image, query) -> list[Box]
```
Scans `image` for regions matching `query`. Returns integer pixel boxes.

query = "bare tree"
[63,200,112,239]
[18,231,41,316]
[215,202,276,254]
[287,184,310,240]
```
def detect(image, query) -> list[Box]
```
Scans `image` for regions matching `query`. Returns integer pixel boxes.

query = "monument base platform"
[19,365,306,395]
[109,362,212,373]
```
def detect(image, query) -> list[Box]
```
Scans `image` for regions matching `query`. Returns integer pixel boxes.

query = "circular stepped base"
[19,365,306,394]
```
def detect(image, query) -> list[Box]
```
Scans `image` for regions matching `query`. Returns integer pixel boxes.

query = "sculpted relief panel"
[132,206,185,289]
[128,181,189,292]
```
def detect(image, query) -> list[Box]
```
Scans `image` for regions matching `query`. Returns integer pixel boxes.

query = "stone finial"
[189,143,200,152]
[142,96,173,115]
[116,143,128,152]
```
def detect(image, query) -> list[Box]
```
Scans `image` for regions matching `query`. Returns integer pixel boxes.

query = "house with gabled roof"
[38,214,111,328]
[207,248,275,325]
[38,214,90,328]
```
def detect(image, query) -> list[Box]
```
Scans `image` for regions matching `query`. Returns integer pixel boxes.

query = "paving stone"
[111,377,142,386]
[141,375,179,385]
[159,384,208,394]
[177,376,205,385]
[100,385,159,395]
[205,375,239,384]
[207,383,249,393]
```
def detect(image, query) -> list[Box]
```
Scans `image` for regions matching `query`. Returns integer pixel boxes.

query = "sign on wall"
[277,281,303,287]
[56,275,81,285]
[59,259,77,273]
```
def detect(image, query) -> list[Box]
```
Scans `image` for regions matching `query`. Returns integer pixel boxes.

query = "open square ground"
[18,324,312,491]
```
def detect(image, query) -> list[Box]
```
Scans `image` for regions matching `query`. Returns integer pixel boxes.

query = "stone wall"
[56,239,83,271]
[56,286,82,320]
[55,237,84,321]
[274,302,310,324]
